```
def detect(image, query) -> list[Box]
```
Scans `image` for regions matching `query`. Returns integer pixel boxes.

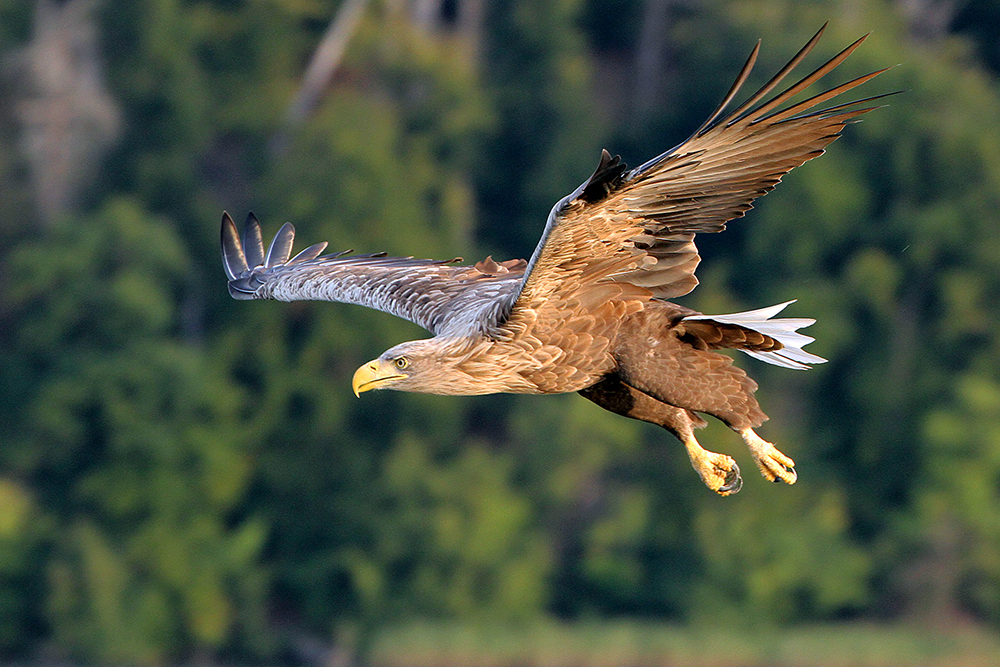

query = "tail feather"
[683,300,826,370]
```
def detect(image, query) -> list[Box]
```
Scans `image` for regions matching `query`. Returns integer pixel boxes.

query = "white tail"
[683,300,827,370]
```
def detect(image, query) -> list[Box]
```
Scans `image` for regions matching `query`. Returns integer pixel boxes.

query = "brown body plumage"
[221,26,888,494]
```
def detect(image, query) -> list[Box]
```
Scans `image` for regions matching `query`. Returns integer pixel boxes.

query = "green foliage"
[4,0,1000,661]
[372,435,550,618]
[3,198,268,662]
[0,479,47,655]
[368,620,1000,667]
[477,0,600,255]
[691,486,871,625]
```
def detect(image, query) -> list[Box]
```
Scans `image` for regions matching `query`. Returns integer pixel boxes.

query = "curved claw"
[770,463,797,485]
[683,438,743,496]
[718,462,743,495]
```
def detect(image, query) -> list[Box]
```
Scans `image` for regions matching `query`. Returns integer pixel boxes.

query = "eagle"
[221,26,886,495]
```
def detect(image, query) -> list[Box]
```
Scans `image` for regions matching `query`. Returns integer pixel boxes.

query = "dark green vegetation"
[1,0,1000,663]
[369,621,1000,667]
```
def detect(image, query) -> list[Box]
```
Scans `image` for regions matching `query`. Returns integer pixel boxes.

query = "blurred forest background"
[3,0,1000,664]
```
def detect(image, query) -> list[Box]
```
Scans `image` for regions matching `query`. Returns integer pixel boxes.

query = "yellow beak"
[352,359,406,397]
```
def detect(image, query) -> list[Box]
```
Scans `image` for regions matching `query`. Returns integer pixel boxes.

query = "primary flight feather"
[222,25,887,495]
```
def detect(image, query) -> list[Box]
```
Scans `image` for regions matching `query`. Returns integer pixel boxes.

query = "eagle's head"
[352,342,417,395]
[352,339,477,396]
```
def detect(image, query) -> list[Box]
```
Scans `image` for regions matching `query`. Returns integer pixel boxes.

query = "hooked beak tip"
[353,359,392,397]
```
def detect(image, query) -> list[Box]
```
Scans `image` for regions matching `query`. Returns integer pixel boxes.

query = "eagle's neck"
[420,333,614,395]
[416,336,544,395]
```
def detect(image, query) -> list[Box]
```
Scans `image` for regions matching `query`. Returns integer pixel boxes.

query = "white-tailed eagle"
[221,26,886,495]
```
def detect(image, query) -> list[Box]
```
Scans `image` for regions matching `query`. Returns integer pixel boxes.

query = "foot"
[684,438,743,496]
[741,429,797,485]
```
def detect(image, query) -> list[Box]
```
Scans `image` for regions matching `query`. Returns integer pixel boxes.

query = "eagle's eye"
[394,357,409,370]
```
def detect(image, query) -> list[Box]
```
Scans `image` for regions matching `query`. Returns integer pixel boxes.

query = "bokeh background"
[2,0,1000,664]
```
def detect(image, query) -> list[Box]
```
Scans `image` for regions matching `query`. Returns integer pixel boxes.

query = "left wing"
[500,24,888,336]
[606,26,889,299]
[221,212,525,336]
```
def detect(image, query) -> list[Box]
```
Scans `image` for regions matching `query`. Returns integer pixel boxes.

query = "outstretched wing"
[221,212,526,336]
[503,24,889,333]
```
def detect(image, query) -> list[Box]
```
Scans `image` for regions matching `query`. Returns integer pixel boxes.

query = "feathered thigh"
[609,304,768,431]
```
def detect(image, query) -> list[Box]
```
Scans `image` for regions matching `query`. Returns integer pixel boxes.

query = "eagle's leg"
[579,376,742,496]
[741,427,797,485]
[613,307,798,487]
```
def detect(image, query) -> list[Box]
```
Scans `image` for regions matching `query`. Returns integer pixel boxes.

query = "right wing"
[221,212,526,336]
